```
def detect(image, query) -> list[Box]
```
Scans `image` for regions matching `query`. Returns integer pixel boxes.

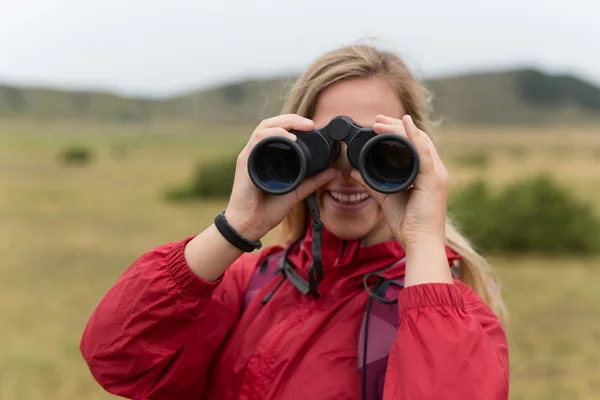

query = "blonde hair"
[274,44,507,324]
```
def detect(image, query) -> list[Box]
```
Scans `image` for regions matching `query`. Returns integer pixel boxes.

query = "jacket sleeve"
[383,280,509,400]
[80,236,265,400]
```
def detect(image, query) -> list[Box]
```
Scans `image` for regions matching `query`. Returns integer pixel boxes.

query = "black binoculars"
[247,116,420,195]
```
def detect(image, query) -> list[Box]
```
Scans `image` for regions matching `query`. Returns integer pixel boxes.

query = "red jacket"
[80,226,509,400]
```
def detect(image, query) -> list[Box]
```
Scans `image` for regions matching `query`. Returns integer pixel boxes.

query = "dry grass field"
[1,120,600,399]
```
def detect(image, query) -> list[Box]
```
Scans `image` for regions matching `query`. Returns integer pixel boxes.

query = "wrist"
[223,209,265,242]
[403,235,452,286]
[403,232,446,253]
[405,238,447,263]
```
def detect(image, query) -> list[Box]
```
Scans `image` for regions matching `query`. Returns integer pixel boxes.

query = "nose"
[332,143,354,180]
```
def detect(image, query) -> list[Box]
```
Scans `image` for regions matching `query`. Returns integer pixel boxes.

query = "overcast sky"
[0,0,598,97]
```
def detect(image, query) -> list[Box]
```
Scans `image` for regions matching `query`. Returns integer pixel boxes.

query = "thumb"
[293,168,337,201]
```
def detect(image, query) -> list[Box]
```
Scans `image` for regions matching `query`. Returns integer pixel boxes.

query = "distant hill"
[1,68,600,126]
[427,69,600,125]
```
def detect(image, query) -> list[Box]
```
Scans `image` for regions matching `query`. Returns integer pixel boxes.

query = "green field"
[1,120,600,399]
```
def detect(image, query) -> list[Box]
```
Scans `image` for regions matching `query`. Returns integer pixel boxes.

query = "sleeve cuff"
[398,282,465,312]
[165,236,224,297]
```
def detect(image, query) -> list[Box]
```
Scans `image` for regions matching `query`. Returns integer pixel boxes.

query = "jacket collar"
[295,222,405,270]
[283,220,461,295]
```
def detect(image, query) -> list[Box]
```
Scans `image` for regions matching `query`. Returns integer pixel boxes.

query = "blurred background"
[1,0,600,399]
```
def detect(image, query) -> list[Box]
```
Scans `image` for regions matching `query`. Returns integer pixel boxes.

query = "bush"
[164,185,200,203]
[59,146,93,166]
[165,154,237,202]
[449,174,600,255]
[448,180,497,248]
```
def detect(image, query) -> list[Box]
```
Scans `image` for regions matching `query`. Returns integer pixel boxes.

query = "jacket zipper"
[336,240,349,266]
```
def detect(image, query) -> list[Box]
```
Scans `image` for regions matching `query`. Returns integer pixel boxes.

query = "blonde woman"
[81,44,509,400]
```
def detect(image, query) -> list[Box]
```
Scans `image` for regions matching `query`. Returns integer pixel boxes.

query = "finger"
[383,187,410,226]
[238,126,299,172]
[375,114,403,125]
[401,116,447,176]
[421,132,446,174]
[402,115,435,176]
[257,114,314,132]
[249,127,297,146]
[373,122,408,138]
[292,168,337,202]
[426,139,450,190]
[427,137,446,175]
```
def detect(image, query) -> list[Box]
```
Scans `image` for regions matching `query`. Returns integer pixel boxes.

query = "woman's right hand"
[224,114,337,241]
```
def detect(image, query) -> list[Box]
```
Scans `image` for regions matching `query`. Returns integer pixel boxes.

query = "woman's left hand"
[350,114,449,250]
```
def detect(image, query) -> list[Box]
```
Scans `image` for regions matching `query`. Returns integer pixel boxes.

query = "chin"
[319,198,381,241]
[324,222,374,241]
[316,187,384,242]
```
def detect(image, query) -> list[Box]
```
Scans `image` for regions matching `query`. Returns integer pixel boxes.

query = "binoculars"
[247,116,420,195]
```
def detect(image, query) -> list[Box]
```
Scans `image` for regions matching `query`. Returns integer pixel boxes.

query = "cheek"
[368,201,385,222]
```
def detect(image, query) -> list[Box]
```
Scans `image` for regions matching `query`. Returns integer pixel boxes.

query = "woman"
[80,44,509,400]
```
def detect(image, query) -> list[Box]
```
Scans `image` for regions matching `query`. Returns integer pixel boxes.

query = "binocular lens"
[251,140,304,193]
[362,138,416,191]
[248,128,419,195]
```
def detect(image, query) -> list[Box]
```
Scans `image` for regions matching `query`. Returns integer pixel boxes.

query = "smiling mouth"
[327,191,371,204]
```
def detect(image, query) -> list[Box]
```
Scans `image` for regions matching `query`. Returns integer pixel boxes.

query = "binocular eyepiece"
[247,116,420,195]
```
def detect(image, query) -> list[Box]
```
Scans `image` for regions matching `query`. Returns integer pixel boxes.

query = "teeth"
[329,191,370,203]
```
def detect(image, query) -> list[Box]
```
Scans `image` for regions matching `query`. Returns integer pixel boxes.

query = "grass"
[1,120,600,399]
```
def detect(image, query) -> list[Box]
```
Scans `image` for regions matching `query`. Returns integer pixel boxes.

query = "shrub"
[164,185,200,203]
[448,180,497,249]
[165,154,237,202]
[59,146,93,166]
[449,174,600,255]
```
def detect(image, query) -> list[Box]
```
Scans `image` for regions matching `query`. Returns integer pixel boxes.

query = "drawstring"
[261,235,304,305]
[262,191,324,303]
[305,192,324,298]
[261,274,287,305]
